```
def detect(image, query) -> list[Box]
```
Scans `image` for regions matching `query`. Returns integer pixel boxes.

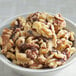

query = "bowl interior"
[0,14,76,72]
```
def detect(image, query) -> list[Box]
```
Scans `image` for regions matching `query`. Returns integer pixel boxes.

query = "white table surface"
[0,0,76,76]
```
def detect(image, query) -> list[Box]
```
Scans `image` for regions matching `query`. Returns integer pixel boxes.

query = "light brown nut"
[26,43,39,49]
[66,47,76,58]
[39,19,45,23]
[28,60,34,65]
[39,42,49,54]
[57,29,71,40]
[26,36,38,44]
[48,61,57,68]
[15,47,20,53]
[2,28,12,35]
[19,31,26,37]
[7,39,14,50]
[2,34,10,46]
[30,63,43,69]
[57,30,68,39]
[39,48,48,54]
[11,20,18,27]
[47,40,53,51]
[56,38,72,51]
[46,58,56,63]
[70,32,74,41]
[11,17,26,29]
[64,32,70,40]
[56,61,63,66]
[52,34,57,48]
[31,30,41,36]
[6,52,15,60]
[13,32,20,41]
[16,53,30,64]
[40,42,47,48]
[26,36,34,43]
[1,48,7,55]
[39,39,44,44]
[1,39,14,52]
[41,26,53,38]
[16,53,27,60]
[26,12,40,23]
[49,24,55,33]
[14,30,26,40]
[54,53,65,59]
[24,22,31,32]
[16,36,25,47]
[46,58,57,68]
[39,12,47,20]
[54,14,66,33]
[9,48,15,52]
[25,49,39,59]
[32,21,42,35]
[17,17,26,27]
[38,54,46,63]
[70,47,76,55]
[55,14,64,21]
[32,21,53,38]
[47,53,55,59]
[46,14,54,23]
[0,36,2,45]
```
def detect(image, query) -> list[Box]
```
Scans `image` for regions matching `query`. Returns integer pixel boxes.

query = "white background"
[0,0,76,76]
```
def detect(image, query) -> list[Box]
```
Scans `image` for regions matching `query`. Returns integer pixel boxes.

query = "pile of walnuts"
[0,12,76,69]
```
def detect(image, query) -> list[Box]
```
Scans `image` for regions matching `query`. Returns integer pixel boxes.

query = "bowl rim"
[0,12,76,73]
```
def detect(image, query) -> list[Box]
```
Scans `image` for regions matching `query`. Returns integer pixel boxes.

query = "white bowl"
[0,13,76,76]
